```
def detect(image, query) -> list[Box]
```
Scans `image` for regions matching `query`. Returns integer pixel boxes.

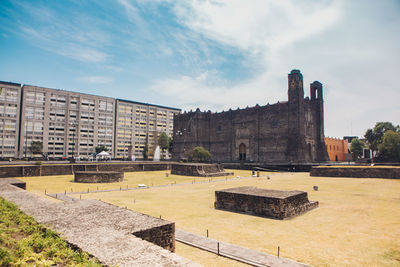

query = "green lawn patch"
[0,197,101,266]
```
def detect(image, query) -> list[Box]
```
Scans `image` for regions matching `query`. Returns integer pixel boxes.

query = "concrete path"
[175,229,311,267]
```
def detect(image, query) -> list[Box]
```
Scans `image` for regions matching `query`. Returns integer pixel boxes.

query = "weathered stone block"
[215,186,318,219]
[74,171,124,183]
[171,163,233,177]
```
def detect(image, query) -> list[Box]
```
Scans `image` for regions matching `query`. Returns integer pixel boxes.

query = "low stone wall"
[310,166,400,179]
[171,163,234,177]
[74,171,124,183]
[0,181,194,266]
[215,186,318,220]
[0,162,171,178]
[133,223,175,252]
[0,178,26,190]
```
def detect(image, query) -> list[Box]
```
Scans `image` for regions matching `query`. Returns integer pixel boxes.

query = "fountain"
[153,145,161,161]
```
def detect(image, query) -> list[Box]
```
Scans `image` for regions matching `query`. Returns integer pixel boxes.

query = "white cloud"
[79,76,114,84]
[15,3,110,63]
[172,0,341,53]
[151,0,400,137]
[151,1,342,108]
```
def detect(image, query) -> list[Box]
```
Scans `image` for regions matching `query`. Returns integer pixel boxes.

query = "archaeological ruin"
[74,171,124,183]
[172,70,329,164]
[171,163,233,177]
[214,186,318,219]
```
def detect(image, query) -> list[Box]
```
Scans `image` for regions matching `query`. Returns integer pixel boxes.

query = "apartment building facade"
[0,81,180,160]
[0,82,21,159]
[115,99,179,159]
[19,85,116,159]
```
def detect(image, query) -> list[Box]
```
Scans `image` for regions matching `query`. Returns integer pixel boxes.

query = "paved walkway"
[175,229,311,267]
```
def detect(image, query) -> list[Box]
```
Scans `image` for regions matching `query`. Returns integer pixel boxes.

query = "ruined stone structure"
[171,163,233,177]
[310,166,400,179]
[0,162,171,178]
[215,186,318,220]
[74,171,124,183]
[0,180,194,265]
[172,70,329,164]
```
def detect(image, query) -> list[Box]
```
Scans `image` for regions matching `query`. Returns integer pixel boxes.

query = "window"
[6,89,18,102]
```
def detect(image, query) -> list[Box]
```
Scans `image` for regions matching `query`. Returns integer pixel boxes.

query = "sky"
[0,0,399,138]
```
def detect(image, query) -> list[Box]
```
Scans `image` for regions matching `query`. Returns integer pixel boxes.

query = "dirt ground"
[21,170,400,266]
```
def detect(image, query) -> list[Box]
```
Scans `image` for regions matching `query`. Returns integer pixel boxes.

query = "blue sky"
[0,0,399,138]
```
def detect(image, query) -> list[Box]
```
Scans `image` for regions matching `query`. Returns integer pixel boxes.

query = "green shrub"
[35,161,42,165]
[189,146,212,162]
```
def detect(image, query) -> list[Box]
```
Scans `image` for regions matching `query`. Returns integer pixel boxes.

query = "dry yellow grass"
[21,170,400,266]
[19,170,252,198]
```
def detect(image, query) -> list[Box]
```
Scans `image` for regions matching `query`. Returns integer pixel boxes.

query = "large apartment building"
[0,81,180,160]
[0,82,21,159]
[19,85,115,159]
[115,99,178,159]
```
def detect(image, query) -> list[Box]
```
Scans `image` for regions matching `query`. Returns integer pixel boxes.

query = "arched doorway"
[239,143,246,161]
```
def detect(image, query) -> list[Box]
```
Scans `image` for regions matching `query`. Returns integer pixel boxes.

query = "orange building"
[324,137,349,162]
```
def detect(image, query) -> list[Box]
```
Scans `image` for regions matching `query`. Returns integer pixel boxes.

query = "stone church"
[172,70,329,164]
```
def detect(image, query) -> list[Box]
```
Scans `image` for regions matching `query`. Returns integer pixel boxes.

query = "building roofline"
[116,98,181,111]
[0,81,21,87]
[22,84,115,100]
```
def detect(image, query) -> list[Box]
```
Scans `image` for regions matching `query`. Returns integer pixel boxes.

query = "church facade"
[172,70,329,164]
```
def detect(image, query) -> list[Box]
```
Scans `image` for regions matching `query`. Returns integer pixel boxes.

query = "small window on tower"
[217,125,222,132]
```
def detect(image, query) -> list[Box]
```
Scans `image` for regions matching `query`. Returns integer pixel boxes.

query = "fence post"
[278,246,280,257]
[217,242,220,256]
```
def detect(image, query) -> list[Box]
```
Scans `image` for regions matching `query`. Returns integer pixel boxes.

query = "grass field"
[0,197,101,266]
[21,170,400,266]
[19,170,249,199]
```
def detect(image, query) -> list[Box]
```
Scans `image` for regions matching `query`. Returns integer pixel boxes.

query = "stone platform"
[215,187,318,220]
[0,180,199,266]
[171,163,233,177]
[74,171,124,183]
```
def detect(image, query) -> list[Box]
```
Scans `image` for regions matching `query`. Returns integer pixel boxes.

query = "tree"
[168,136,173,154]
[29,141,43,155]
[95,145,108,154]
[350,138,364,159]
[142,144,149,160]
[190,146,212,162]
[378,130,400,162]
[364,122,399,153]
[158,132,169,151]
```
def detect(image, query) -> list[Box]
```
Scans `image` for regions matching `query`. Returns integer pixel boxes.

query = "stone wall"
[133,223,175,252]
[310,166,400,179]
[74,171,124,183]
[215,186,318,220]
[171,163,233,177]
[0,162,171,178]
[0,182,186,265]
